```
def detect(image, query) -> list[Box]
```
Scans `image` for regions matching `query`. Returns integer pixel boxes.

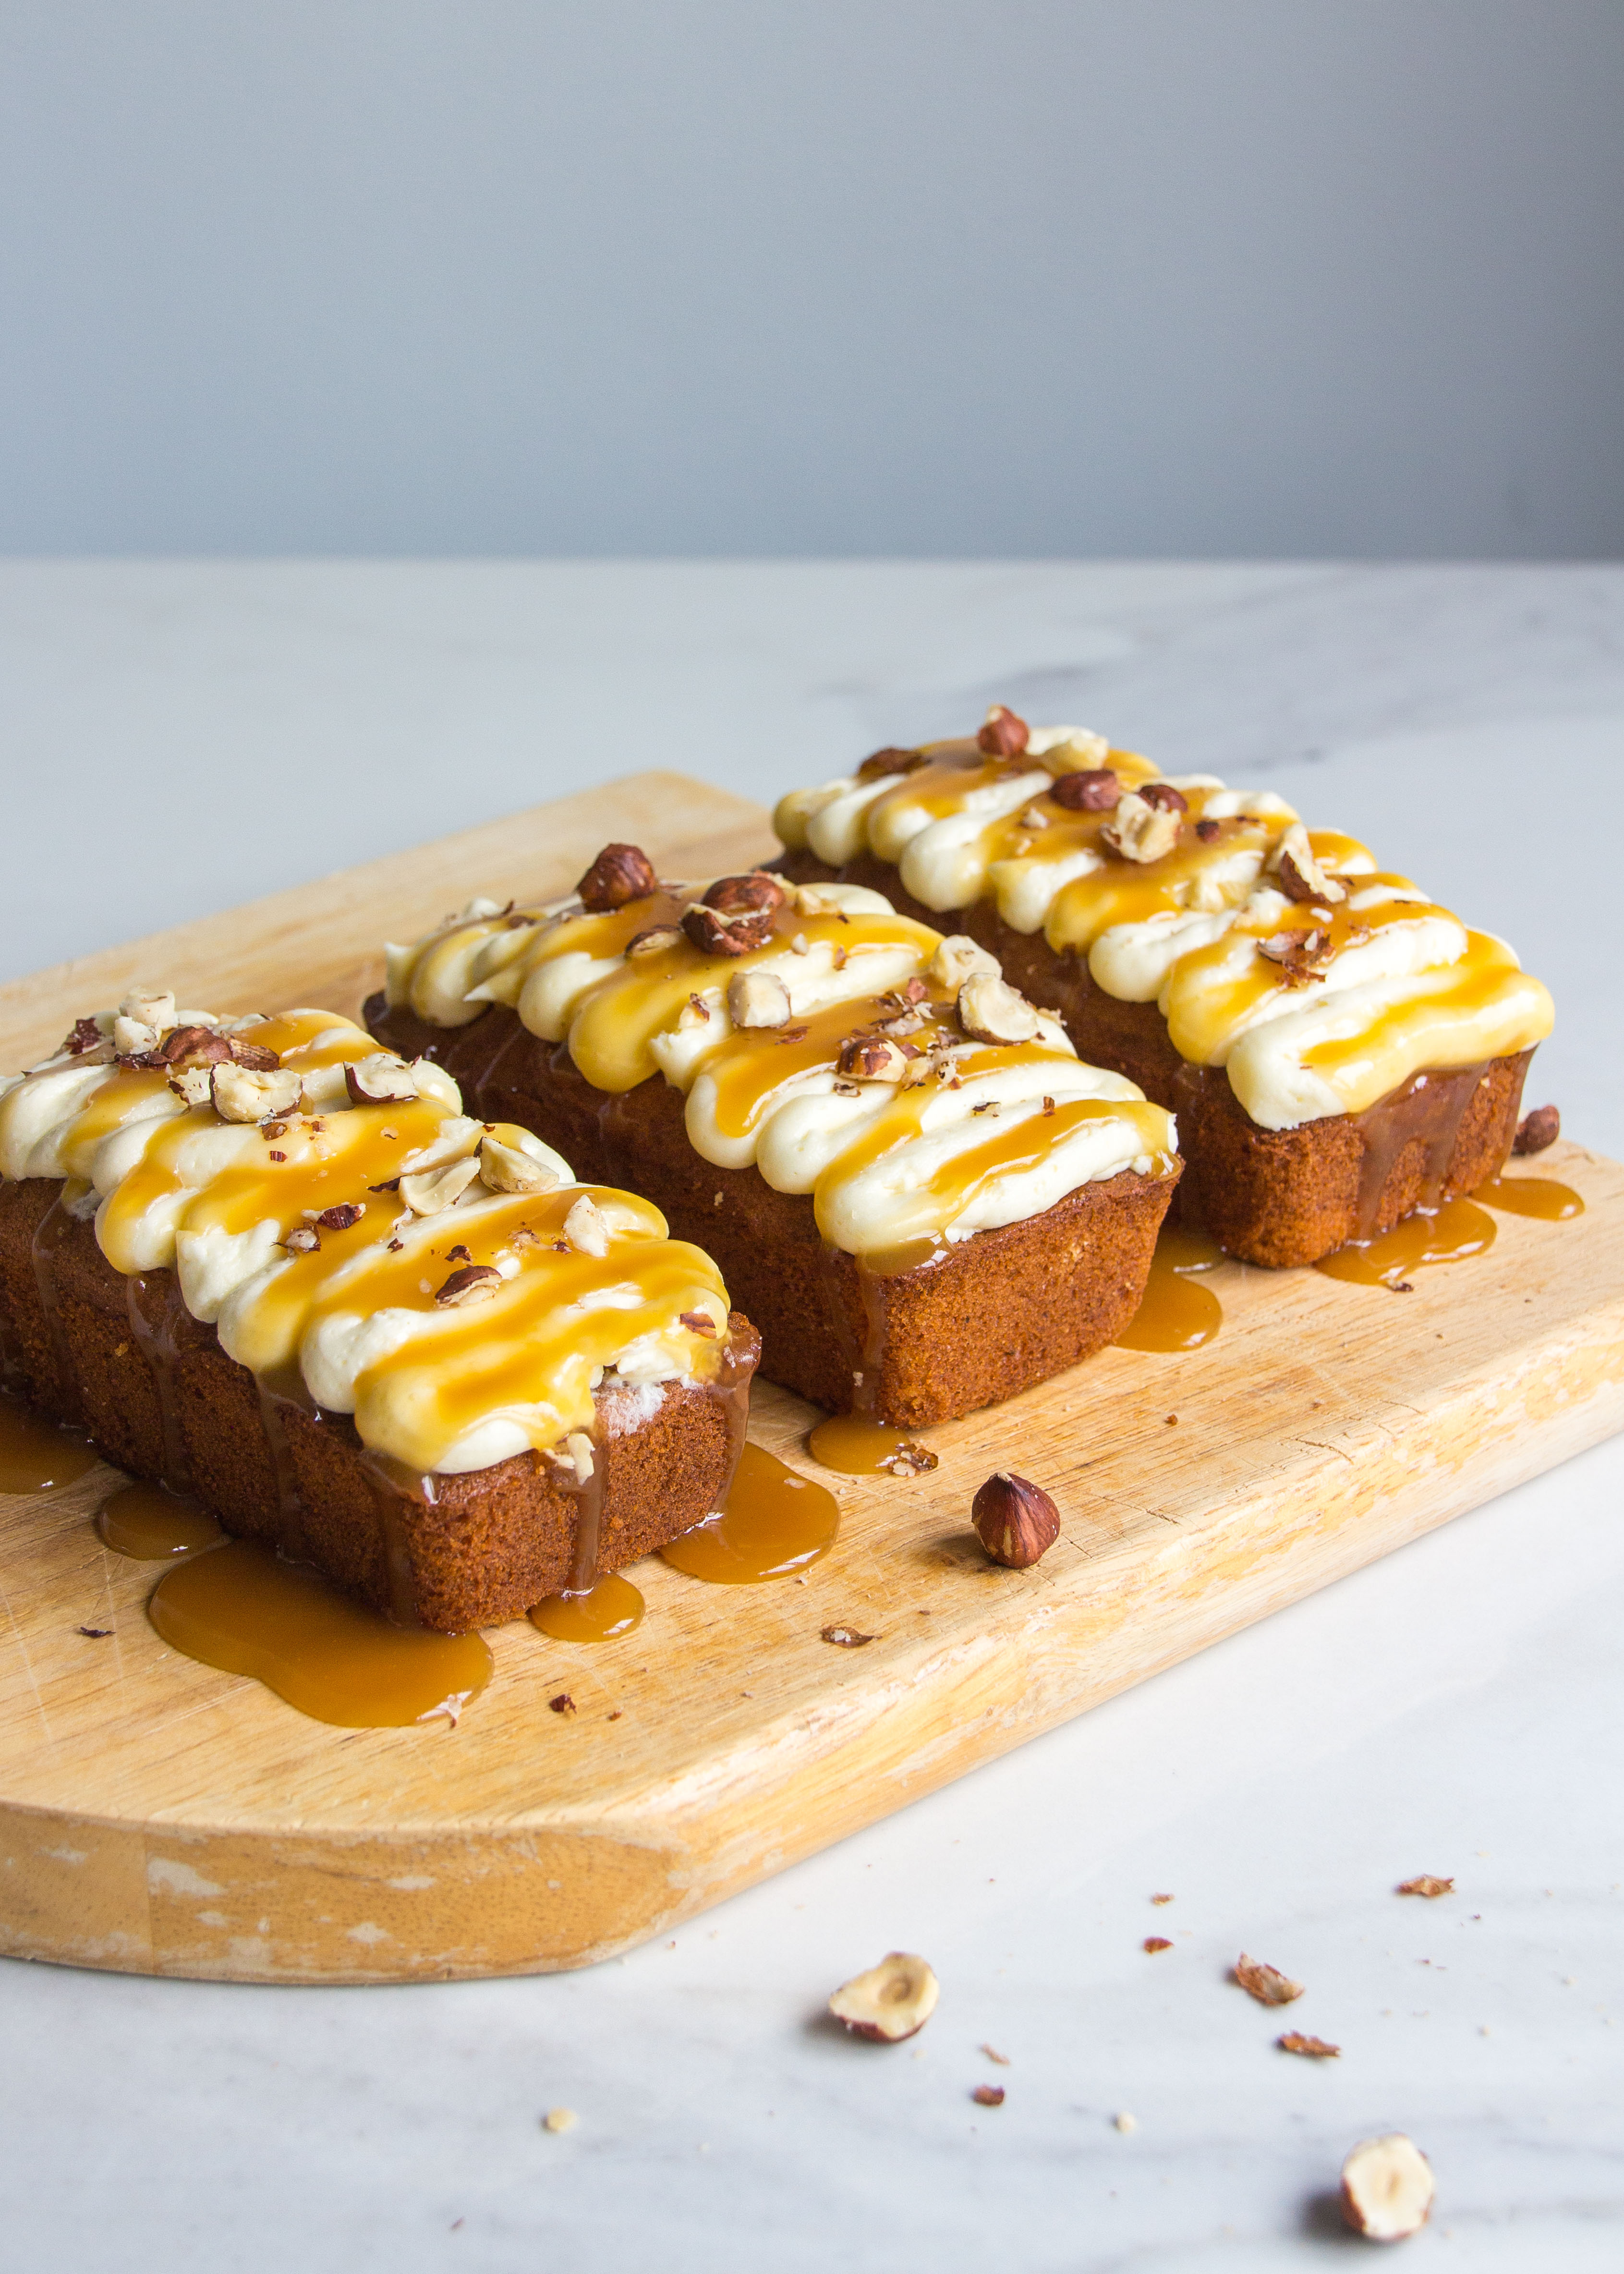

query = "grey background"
[1,0,1621,559]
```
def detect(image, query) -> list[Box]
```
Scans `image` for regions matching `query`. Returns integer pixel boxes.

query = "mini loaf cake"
[772,708,1555,1267]
[0,991,757,1630]
[366,847,1181,1426]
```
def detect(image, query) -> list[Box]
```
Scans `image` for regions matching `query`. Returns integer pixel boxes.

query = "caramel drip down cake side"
[772,715,1555,1135]
[381,852,1181,1265]
[0,994,737,1486]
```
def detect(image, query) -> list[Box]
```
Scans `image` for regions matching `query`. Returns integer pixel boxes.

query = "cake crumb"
[543,2107,577,2134]
[1114,2111,1137,2133]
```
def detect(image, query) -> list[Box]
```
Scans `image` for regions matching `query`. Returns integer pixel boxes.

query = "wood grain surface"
[2,773,1620,1983]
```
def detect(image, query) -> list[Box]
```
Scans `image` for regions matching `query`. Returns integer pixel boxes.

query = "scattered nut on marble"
[1233,1952,1304,2006]
[1340,2133,1434,2241]
[828,1951,939,2042]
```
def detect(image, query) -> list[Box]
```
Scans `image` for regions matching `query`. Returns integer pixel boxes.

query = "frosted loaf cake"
[0,995,757,1629]
[771,710,1554,1266]
[367,845,1181,1426]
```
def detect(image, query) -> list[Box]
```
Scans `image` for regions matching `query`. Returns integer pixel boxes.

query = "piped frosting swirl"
[773,722,1554,1131]
[0,1000,731,1475]
[384,875,1178,1260]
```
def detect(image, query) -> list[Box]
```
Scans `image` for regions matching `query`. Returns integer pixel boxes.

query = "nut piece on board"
[727,969,792,1029]
[978,705,1029,757]
[1278,2031,1341,2058]
[957,972,1039,1046]
[929,934,1000,990]
[576,843,658,911]
[1396,1874,1454,1899]
[1340,2134,1434,2241]
[821,1624,876,1648]
[829,1952,939,2042]
[1513,1104,1560,1155]
[1233,1953,1304,2006]
[972,1474,1060,1569]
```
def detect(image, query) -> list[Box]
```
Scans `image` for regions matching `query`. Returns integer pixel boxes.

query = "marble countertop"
[1,561,1621,2270]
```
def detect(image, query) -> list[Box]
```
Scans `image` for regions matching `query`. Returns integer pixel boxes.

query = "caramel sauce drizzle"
[776,742,1553,1110]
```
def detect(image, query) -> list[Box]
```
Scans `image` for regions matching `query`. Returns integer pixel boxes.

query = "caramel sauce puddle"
[661,1442,839,1583]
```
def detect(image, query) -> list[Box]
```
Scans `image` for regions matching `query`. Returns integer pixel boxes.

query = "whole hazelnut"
[971,1473,1060,1569]
[828,1952,939,2042]
[977,705,1030,758]
[1513,1103,1560,1155]
[575,842,659,912]
[703,871,785,916]
[1049,767,1122,813]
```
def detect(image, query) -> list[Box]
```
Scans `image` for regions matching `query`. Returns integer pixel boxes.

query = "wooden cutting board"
[2,772,1621,1983]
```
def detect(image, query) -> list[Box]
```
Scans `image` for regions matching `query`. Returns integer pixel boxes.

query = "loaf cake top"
[0,997,733,1477]
[772,709,1554,1132]
[384,851,1177,1264]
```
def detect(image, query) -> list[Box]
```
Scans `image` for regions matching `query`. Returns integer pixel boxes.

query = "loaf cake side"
[0,996,757,1630]
[772,712,1554,1266]
[369,851,1182,1425]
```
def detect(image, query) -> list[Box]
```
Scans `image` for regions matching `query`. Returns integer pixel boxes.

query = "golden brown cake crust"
[365,994,1178,1425]
[770,849,1532,1268]
[0,1180,757,1631]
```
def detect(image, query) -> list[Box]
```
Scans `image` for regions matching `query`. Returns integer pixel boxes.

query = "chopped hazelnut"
[548,1693,577,1717]
[1143,1936,1172,1954]
[956,972,1039,1046]
[928,934,1000,990]
[344,1053,420,1106]
[838,1034,910,1083]
[1101,790,1182,863]
[1272,822,1347,905]
[829,1952,939,2042]
[1397,1875,1454,1899]
[820,1624,877,1647]
[727,969,792,1029]
[681,901,775,957]
[212,1065,304,1124]
[284,1226,320,1255]
[315,1203,364,1232]
[478,1135,560,1194]
[563,1194,612,1256]
[625,924,684,958]
[1340,2135,1434,2241]
[543,2107,577,2134]
[435,1263,503,1307]
[971,2084,1005,2107]
[400,1156,482,1216]
[1278,2032,1341,2058]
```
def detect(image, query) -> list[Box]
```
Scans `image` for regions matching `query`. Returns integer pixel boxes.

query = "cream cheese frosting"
[384,881,1178,1258]
[0,1001,730,1475]
[773,728,1554,1131]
